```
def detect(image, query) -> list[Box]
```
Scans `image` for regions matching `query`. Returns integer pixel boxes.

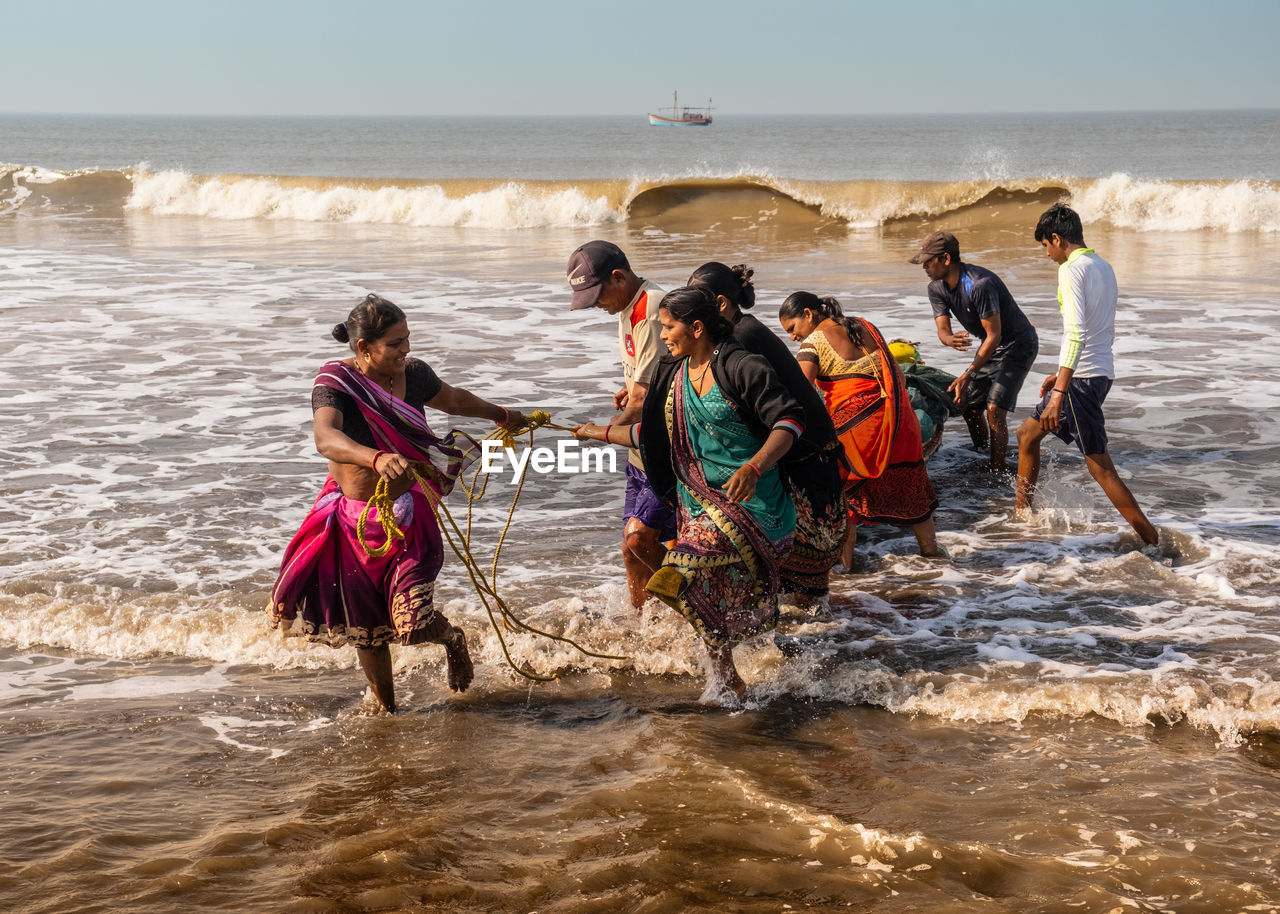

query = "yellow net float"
[888,338,923,365]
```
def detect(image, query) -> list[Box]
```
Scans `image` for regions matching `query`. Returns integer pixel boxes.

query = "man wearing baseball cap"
[911,230,1039,473]
[566,240,674,608]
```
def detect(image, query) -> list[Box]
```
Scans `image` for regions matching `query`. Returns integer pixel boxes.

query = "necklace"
[356,360,394,393]
[690,359,712,388]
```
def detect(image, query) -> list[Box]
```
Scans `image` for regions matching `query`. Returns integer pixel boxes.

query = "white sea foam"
[126,168,623,228]
[198,714,328,759]
[3,213,1280,747]
[7,160,1280,233]
[61,666,232,701]
[1072,173,1280,233]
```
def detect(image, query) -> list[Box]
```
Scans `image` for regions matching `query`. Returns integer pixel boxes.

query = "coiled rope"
[357,410,627,681]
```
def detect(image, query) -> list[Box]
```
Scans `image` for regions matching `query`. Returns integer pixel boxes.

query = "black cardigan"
[732,312,838,458]
[638,339,805,507]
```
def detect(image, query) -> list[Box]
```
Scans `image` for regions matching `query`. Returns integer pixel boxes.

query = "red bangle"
[604,424,612,443]
[495,406,510,425]
[744,461,761,478]
[371,450,387,471]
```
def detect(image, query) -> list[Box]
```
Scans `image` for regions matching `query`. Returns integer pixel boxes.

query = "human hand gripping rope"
[356,410,628,681]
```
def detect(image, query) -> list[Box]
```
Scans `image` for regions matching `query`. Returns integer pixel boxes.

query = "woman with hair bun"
[268,293,526,712]
[779,291,940,567]
[689,262,846,600]
[573,285,804,701]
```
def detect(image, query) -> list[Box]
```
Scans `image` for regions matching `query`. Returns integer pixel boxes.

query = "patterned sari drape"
[645,362,793,649]
[267,361,478,648]
[812,317,915,485]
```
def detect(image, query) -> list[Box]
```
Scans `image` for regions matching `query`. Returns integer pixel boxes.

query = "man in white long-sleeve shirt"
[1014,204,1158,545]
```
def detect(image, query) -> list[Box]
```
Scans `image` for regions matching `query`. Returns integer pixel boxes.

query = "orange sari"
[799,319,937,526]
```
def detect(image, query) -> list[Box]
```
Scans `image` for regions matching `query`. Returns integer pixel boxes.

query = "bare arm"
[572,423,636,446]
[947,313,1003,403]
[1039,366,1075,432]
[935,315,972,351]
[970,314,1002,370]
[314,405,414,499]
[794,344,821,384]
[314,405,379,470]
[612,381,649,425]
[427,381,525,426]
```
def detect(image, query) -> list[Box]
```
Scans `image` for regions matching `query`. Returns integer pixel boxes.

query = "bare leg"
[986,404,1010,473]
[911,516,941,556]
[1084,453,1159,545]
[356,645,396,712]
[707,645,746,698]
[1015,417,1048,515]
[623,518,668,609]
[442,625,474,693]
[962,407,989,452]
[840,517,858,569]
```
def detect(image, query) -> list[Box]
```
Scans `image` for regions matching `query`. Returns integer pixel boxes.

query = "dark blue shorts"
[1031,376,1113,455]
[624,463,677,539]
[971,339,1038,413]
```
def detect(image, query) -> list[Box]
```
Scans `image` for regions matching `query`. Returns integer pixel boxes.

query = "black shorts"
[970,339,1038,413]
[1031,376,1113,455]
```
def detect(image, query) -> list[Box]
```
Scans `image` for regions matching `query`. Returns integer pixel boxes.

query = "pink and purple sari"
[267,361,478,649]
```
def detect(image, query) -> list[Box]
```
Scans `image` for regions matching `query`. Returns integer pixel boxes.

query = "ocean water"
[3,111,1280,913]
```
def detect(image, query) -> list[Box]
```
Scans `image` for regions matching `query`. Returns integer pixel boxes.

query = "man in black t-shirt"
[910,230,1039,473]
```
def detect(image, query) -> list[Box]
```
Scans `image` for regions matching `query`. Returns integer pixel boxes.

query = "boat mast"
[673,90,678,115]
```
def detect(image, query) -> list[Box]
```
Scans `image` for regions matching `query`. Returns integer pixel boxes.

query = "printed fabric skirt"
[647,506,793,651]
[267,477,453,649]
[847,459,938,527]
[779,449,846,595]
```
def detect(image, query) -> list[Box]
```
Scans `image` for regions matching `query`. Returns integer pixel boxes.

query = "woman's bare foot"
[700,645,746,705]
[443,626,474,693]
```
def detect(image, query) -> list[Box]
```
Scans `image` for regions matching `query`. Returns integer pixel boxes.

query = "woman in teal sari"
[574,285,803,699]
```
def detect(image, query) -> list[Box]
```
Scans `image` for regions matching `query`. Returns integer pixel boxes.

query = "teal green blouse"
[678,370,796,543]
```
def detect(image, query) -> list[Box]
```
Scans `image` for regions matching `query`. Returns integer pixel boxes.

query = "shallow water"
[3,113,1280,911]
[6,647,1280,913]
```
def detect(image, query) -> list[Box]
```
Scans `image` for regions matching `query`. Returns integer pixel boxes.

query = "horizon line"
[3,106,1278,119]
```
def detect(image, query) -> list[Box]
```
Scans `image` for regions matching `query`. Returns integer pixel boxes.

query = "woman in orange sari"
[778,292,939,567]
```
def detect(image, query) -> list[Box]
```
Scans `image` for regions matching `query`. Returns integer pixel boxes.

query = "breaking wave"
[3,163,1279,232]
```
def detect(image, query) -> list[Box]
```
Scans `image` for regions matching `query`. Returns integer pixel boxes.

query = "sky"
[3,0,1278,116]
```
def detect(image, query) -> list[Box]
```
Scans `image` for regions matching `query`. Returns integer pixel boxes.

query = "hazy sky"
[4,0,1277,116]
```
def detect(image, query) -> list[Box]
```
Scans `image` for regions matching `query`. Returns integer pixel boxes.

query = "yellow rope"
[355,480,404,558]
[357,410,627,681]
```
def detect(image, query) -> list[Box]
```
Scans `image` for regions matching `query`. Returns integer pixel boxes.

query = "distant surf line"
[4,164,1278,232]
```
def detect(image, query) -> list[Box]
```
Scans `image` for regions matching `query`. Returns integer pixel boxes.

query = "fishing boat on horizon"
[648,91,713,127]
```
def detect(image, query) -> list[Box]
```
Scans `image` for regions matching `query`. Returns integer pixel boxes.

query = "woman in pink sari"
[268,293,526,712]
